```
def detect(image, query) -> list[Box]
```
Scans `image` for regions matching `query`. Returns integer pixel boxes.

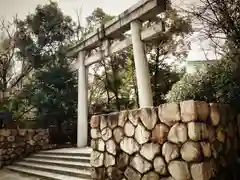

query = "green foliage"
[87,6,191,112]
[31,65,77,125]
[166,58,240,109]
[145,7,192,105]
[86,7,114,32]
[1,3,191,132]
[89,49,136,112]
[9,2,78,144]
[149,59,182,105]
[14,1,75,69]
[190,0,240,59]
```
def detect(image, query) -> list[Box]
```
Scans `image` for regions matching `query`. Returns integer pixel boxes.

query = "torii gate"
[67,0,166,147]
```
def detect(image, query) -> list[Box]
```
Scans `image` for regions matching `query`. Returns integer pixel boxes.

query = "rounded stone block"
[129,109,141,126]
[91,129,101,139]
[124,167,141,180]
[190,161,213,180]
[158,102,181,126]
[160,177,175,180]
[209,103,220,126]
[216,127,225,143]
[100,115,108,131]
[140,143,160,161]
[200,142,211,158]
[162,142,180,163]
[208,126,216,143]
[211,141,223,159]
[196,101,209,121]
[180,100,210,122]
[18,130,27,136]
[168,123,188,144]
[117,152,129,170]
[101,127,113,141]
[151,123,169,144]
[118,110,128,127]
[140,107,158,130]
[141,172,159,180]
[90,115,100,128]
[130,154,152,174]
[135,123,150,145]
[181,141,202,162]
[107,112,119,129]
[188,122,209,141]
[0,130,11,137]
[106,139,116,155]
[124,121,135,137]
[113,127,124,144]
[91,139,105,151]
[120,137,140,155]
[180,100,197,122]
[107,166,123,180]
[91,151,104,167]
[104,153,115,168]
[7,136,15,142]
[168,160,191,180]
[91,168,99,180]
[153,156,167,175]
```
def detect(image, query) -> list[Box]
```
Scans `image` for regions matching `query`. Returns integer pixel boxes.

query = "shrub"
[166,58,240,110]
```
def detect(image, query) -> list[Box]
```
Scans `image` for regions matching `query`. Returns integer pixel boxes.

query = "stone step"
[12,161,91,178]
[38,147,92,157]
[6,166,90,180]
[23,157,92,170]
[31,154,90,163]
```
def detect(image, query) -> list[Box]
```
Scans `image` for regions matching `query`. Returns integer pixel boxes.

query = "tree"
[86,8,114,33]
[166,57,240,111]
[0,19,40,122]
[87,6,192,112]
[12,2,78,143]
[0,22,15,99]
[187,0,240,60]
[145,7,192,105]
[85,8,131,112]
[14,2,75,69]
[0,19,32,100]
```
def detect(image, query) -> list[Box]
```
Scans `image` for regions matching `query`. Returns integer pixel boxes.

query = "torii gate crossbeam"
[67,0,166,147]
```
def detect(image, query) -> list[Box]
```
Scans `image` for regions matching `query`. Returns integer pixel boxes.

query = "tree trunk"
[102,60,111,105]
[153,47,160,106]
[110,57,121,111]
[131,57,139,108]
[114,90,121,111]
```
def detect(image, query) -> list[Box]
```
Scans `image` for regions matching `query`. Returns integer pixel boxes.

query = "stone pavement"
[0,169,41,180]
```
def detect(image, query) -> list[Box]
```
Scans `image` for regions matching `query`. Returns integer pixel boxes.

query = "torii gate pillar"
[77,51,88,147]
[72,0,165,147]
[131,20,153,108]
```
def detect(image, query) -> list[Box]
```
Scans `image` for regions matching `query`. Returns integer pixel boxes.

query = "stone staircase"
[6,147,92,180]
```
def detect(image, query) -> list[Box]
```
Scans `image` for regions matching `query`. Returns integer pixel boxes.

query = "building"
[186,60,219,74]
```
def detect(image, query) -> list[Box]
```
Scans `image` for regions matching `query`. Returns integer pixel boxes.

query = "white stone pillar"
[77,51,88,147]
[131,20,153,108]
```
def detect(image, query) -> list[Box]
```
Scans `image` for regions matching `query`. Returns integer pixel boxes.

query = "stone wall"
[0,128,54,168]
[90,100,240,180]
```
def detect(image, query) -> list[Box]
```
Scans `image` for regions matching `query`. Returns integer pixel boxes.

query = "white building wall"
[186,60,218,74]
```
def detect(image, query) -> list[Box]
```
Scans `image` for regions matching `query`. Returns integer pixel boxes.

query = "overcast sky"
[0,0,216,61]
[0,0,137,23]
